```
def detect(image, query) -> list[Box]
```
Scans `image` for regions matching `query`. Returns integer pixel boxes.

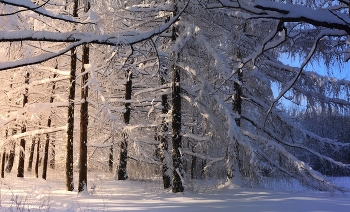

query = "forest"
[0,0,350,200]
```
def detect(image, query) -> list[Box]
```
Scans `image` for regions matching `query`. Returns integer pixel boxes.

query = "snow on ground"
[0,171,349,211]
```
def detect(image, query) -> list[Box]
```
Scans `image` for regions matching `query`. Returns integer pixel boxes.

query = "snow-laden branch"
[182,131,209,141]
[264,59,350,108]
[242,115,350,170]
[180,148,224,169]
[0,102,68,127]
[1,125,67,147]
[245,92,350,147]
[4,75,69,96]
[1,0,89,24]
[253,0,350,35]
[255,149,344,192]
[0,3,189,71]
[133,83,170,96]
[268,29,344,114]
[126,2,172,12]
[211,0,350,34]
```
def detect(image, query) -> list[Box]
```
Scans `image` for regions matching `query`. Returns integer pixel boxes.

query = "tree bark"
[159,69,171,188]
[5,130,16,173]
[66,0,78,191]
[117,71,132,180]
[17,72,29,178]
[1,151,5,178]
[50,140,55,169]
[27,138,36,172]
[226,69,243,181]
[109,145,113,172]
[190,144,196,179]
[78,42,89,192]
[171,0,184,193]
[171,62,184,193]
[42,73,57,180]
[78,0,91,192]
[35,137,40,178]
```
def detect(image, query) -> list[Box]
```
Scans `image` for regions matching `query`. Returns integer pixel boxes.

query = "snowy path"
[0,173,349,211]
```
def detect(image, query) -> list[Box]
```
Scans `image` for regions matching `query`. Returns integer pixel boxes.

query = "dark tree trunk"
[50,140,55,169]
[109,145,113,172]
[201,159,206,179]
[171,63,184,193]
[3,129,9,175]
[17,72,29,178]
[27,138,36,172]
[6,131,16,173]
[232,70,242,127]
[66,0,78,191]
[78,42,89,192]
[160,70,171,189]
[1,151,5,178]
[42,135,49,180]
[117,71,132,180]
[42,73,57,180]
[1,128,6,177]
[171,0,184,193]
[190,145,196,179]
[35,137,40,178]
[226,69,243,180]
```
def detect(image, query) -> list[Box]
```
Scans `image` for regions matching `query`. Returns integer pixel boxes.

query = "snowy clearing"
[0,172,349,212]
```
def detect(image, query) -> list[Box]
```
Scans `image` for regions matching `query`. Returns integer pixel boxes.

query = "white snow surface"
[1,171,350,211]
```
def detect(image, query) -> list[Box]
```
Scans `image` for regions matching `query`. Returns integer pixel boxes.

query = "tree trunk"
[50,140,55,169]
[17,72,29,178]
[1,151,5,178]
[171,62,184,193]
[171,0,184,193]
[42,73,57,180]
[6,131,16,173]
[190,145,196,179]
[42,135,49,180]
[66,0,78,191]
[109,145,113,172]
[226,69,243,182]
[27,138,36,172]
[160,70,171,189]
[78,42,89,192]
[35,137,40,178]
[117,71,132,180]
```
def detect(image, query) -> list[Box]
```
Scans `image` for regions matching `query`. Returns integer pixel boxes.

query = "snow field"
[0,171,349,211]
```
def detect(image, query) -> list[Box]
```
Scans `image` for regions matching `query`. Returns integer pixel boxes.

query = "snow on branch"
[0,102,68,127]
[242,116,350,170]
[1,125,67,147]
[255,149,344,192]
[180,148,224,168]
[210,0,350,34]
[245,92,350,147]
[126,2,172,12]
[0,2,188,71]
[4,75,69,97]
[1,0,90,24]
[265,59,350,108]
[182,131,209,141]
[268,29,343,115]
[252,0,350,34]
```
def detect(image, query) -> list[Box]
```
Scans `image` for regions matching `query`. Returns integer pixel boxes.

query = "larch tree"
[17,71,30,178]
[78,0,91,193]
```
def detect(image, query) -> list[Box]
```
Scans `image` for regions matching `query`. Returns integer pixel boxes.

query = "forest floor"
[0,171,349,211]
